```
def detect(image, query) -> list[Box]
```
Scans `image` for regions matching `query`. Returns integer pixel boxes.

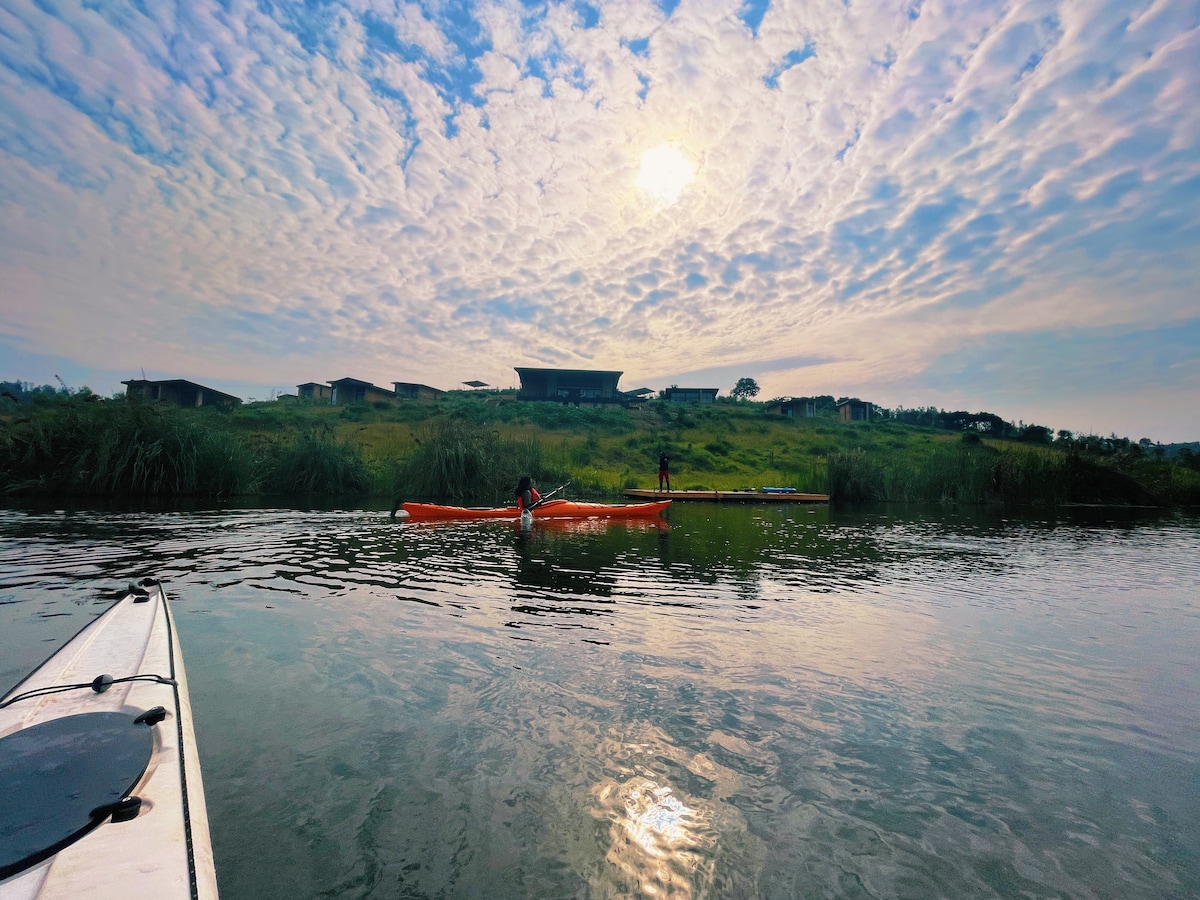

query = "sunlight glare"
[635,143,696,203]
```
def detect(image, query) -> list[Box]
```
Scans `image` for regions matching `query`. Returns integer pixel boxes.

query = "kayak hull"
[0,582,218,898]
[401,498,672,521]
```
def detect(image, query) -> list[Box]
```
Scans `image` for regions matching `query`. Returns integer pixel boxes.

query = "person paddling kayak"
[516,476,542,513]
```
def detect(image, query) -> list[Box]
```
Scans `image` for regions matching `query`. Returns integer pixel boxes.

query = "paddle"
[531,480,570,509]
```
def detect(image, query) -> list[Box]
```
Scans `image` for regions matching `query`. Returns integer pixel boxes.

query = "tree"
[730,377,760,401]
[1016,424,1053,444]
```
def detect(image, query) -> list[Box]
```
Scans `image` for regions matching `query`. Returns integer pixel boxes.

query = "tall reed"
[0,401,256,496]
[827,443,1074,505]
[262,427,371,495]
[392,419,569,503]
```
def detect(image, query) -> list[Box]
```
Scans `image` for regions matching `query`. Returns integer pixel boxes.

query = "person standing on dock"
[658,453,671,492]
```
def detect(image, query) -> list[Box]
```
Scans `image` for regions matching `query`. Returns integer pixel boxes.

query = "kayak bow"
[0,580,218,898]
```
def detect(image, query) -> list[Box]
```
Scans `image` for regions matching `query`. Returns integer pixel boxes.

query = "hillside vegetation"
[2,387,1198,507]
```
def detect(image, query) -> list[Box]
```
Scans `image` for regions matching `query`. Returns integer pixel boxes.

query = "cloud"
[1,0,1198,441]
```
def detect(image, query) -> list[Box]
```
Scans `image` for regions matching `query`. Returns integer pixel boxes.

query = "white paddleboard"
[0,580,218,898]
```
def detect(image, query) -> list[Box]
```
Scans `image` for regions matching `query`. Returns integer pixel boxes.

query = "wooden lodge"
[328,378,395,405]
[662,387,719,404]
[837,399,873,422]
[297,382,332,401]
[515,367,625,407]
[769,397,816,418]
[297,379,445,404]
[393,382,446,401]
[122,379,241,409]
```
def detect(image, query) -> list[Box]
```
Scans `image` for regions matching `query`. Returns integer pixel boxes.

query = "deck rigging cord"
[0,674,177,710]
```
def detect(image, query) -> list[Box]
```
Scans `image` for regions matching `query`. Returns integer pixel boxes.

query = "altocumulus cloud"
[0,0,1197,439]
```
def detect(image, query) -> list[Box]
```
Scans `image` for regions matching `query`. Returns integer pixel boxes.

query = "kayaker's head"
[516,475,532,496]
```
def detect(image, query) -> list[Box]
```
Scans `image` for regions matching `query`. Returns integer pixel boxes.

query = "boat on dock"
[624,489,829,503]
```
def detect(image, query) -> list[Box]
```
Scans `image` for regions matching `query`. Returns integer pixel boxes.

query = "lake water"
[1,502,1198,899]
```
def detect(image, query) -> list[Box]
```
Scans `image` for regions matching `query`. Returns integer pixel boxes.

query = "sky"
[1,0,1198,443]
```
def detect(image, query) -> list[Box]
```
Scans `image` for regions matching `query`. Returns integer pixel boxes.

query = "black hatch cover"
[0,711,155,880]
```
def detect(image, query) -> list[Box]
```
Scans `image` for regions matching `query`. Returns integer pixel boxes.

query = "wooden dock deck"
[624,489,829,503]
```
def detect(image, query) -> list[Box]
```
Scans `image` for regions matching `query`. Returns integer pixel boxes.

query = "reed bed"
[0,402,256,497]
[825,441,1166,506]
[3,395,1192,505]
[261,427,371,495]
[389,419,570,503]
[828,443,1067,505]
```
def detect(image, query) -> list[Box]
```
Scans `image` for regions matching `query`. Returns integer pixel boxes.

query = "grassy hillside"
[2,390,1198,507]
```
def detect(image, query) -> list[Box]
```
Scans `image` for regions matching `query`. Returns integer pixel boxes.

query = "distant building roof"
[514,367,623,378]
[330,377,382,388]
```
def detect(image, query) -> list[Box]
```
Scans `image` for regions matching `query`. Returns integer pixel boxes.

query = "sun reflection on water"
[596,776,715,898]
[624,781,692,854]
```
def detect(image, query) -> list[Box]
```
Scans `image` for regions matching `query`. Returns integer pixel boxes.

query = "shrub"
[262,427,371,495]
[391,419,568,503]
[0,400,257,497]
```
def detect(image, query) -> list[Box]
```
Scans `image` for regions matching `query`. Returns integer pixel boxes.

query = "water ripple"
[1,505,1198,898]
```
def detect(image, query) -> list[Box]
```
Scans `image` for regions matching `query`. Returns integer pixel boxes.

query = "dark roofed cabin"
[122,379,241,409]
[770,398,816,418]
[515,367,624,407]
[297,382,332,402]
[393,382,446,401]
[837,399,873,422]
[329,378,395,405]
[661,387,719,404]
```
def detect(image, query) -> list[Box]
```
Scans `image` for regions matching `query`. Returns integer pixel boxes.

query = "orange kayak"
[400,498,671,521]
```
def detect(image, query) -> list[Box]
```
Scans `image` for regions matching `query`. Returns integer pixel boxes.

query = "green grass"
[827,442,1070,505]
[2,392,1196,505]
[385,418,570,503]
[0,401,256,497]
[260,426,372,495]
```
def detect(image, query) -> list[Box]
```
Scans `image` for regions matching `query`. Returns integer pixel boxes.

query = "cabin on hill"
[297,382,333,402]
[838,398,874,422]
[769,397,817,418]
[621,386,655,406]
[328,378,395,405]
[661,387,719,404]
[393,382,446,401]
[122,378,241,409]
[514,367,625,407]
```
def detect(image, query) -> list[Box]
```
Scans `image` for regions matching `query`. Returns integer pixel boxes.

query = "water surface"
[1,503,1197,898]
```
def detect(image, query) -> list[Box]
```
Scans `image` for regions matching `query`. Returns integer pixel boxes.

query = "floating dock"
[624,489,829,503]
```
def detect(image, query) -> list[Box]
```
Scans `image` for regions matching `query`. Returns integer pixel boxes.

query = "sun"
[635,142,696,203]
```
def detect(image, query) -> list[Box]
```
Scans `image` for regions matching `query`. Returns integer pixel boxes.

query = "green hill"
[2,388,1197,506]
